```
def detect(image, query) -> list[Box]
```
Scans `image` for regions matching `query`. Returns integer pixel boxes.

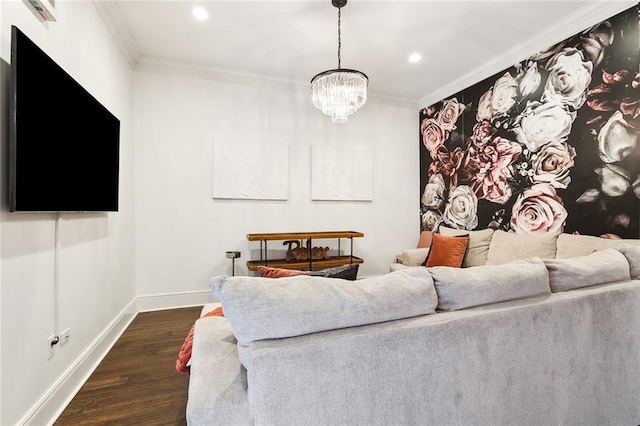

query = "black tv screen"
[10,26,120,212]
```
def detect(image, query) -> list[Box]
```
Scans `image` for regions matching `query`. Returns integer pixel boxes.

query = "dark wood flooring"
[55,306,202,425]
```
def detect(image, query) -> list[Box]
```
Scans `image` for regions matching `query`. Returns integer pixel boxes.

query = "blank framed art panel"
[212,137,289,200]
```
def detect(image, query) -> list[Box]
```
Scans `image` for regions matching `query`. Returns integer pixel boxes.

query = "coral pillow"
[257,266,307,278]
[176,306,224,375]
[417,231,433,249]
[424,232,469,268]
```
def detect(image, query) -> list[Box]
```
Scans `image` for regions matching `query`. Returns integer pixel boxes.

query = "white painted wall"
[134,71,419,296]
[0,3,135,425]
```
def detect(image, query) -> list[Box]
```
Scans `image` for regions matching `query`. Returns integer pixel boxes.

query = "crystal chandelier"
[311,0,368,123]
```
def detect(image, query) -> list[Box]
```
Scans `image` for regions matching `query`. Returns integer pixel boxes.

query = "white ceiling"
[106,0,636,106]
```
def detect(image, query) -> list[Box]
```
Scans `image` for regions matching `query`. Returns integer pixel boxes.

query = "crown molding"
[92,0,140,68]
[417,0,638,108]
[135,56,418,109]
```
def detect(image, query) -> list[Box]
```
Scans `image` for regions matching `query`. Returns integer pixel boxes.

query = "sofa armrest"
[402,248,430,266]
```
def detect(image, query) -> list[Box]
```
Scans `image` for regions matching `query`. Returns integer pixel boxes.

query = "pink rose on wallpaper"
[421,118,449,157]
[421,173,445,210]
[491,72,519,115]
[587,70,639,130]
[543,48,593,109]
[597,111,638,163]
[513,101,575,152]
[437,98,465,131]
[428,146,463,190]
[510,184,568,233]
[531,141,577,189]
[442,185,479,230]
[469,120,494,149]
[619,72,639,130]
[463,136,522,204]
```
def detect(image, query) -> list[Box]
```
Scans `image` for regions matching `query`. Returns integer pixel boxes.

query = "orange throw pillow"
[175,306,224,375]
[257,266,307,278]
[424,232,469,268]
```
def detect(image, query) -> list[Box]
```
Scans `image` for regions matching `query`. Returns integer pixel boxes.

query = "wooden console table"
[246,231,364,271]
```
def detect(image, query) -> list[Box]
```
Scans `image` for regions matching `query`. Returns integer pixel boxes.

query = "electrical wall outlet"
[60,328,71,346]
[46,335,58,359]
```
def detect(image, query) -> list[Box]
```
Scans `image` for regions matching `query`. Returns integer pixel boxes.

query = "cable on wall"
[53,212,62,336]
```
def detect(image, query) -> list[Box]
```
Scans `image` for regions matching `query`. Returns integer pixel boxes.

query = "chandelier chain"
[337,6,341,69]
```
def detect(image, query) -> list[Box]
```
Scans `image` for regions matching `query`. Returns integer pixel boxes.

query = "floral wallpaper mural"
[420,5,640,238]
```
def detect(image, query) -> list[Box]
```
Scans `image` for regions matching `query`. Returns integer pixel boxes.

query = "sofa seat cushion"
[486,230,559,265]
[544,249,631,293]
[439,226,494,267]
[429,257,550,311]
[210,268,438,345]
[556,233,640,258]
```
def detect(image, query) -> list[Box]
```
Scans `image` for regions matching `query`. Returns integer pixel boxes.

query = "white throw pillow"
[486,230,559,265]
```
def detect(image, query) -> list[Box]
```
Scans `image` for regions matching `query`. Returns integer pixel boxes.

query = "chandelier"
[311,0,368,123]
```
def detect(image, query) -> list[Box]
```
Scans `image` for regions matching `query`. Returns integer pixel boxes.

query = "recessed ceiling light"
[408,53,422,63]
[192,7,208,20]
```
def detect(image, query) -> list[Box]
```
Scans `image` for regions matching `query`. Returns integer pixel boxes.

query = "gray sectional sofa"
[187,231,640,425]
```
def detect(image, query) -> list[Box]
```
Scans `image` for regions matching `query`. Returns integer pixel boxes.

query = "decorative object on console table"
[246,231,364,271]
[225,251,241,276]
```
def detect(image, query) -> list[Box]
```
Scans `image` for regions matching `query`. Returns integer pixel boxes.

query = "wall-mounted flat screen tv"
[9,26,120,212]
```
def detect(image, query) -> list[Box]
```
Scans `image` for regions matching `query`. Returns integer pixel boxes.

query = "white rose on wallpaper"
[421,174,445,210]
[518,62,541,97]
[442,185,478,230]
[510,183,567,233]
[513,101,575,152]
[595,164,630,197]
[581,37,605,68]
[597,111,639,163]
[542,48,593,110]
[476,89,493,122]
[437,98,465,131]
[422,209,443,232]
[531,141,577,189]
[490,72,519,116]
[581,21,614,68]
[633,175,640,199]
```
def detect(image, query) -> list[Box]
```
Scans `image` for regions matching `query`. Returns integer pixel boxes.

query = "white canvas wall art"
[311,146,373,201]
[212,138,289,200]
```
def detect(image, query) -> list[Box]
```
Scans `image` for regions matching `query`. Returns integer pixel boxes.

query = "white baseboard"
[20,298,138,426]
[136,290,216,312]
[19,290,214,426]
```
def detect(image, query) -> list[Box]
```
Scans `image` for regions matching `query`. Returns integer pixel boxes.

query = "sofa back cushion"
[401,248,430,266]
[556,233,640,258]
[485,230,559,265]
[210,268,438,345]
[616,245,640,280]
[429,257,550,311]
[439,226,494,267]
[544,248,631,293]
